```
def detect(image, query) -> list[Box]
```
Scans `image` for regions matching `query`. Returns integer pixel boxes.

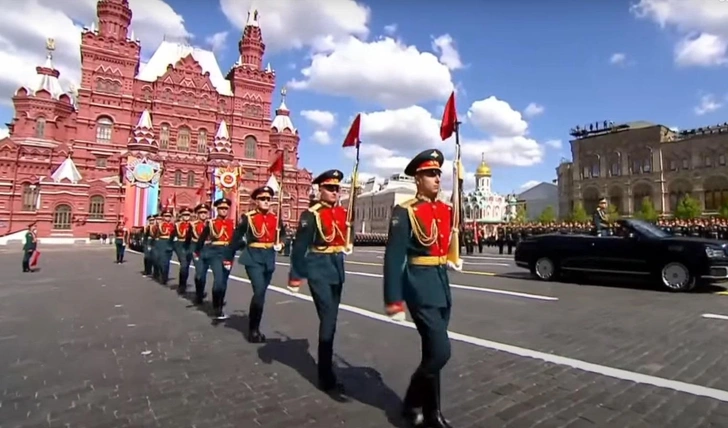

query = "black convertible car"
[514,219,728,291]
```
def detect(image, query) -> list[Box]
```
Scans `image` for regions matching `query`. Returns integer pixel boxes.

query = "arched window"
[35,117,46,138]
[89,195,105,220]
[52,204,72,230]
[177,127,190,151]
[21,184,38,211]
[174,171,182,186]
[159,124,170,149]
[96,117,113,143]
[187,172,196,188]
[244,136,257,159]
[197,129,208,153]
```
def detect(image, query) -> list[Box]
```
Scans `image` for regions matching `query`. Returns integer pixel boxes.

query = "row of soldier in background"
[460,216,728,255]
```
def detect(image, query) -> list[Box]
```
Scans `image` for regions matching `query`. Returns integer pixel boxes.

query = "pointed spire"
[238,4,265,69]
[271,87,296,133]
[51,153,82,184]
[209,120,233,161]
[265,63,272,73]
[32,38,64,99]
[127,109,158,153]
[246,5,260,27]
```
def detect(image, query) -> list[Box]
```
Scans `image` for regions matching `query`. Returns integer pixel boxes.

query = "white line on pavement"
[702,313,728,321]
[274,262,557,301]
[374,255,511,266]
[127,250,728,403]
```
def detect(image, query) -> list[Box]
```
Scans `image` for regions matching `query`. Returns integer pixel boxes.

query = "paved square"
[1,246,728,427]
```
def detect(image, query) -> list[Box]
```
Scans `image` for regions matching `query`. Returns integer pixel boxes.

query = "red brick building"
[0,0,312,241]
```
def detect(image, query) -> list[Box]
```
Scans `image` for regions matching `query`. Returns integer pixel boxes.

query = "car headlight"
[705,247,726,258]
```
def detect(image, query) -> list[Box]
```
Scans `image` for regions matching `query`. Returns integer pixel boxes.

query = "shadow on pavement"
[256,335,408,427]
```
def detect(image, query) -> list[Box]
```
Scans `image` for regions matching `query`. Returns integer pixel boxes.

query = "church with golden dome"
[463,155,518,225]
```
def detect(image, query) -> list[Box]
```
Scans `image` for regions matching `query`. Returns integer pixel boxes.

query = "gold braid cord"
[208,219,219,239]
[246,211,266,239]
[314,210,343,243]
[407,205,438,247]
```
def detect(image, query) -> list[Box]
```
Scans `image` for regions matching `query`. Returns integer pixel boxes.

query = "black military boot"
[317,341,344,394]
[22,261,29,272]
[402,373,425,426]
[211,291,228,320]
[422,376,451,428]
[247,303,266,343]
[193,279,205,305]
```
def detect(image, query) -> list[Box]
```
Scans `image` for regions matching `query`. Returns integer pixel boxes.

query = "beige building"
[556,121,728,217]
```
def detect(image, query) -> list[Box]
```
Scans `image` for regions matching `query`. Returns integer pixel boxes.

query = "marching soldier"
[194,198,235,320]
[150,214,163,281]
[593,198,609,236]
[142,215,155,276]
[289,169,348,394]
[22,222,38,273]
[496,224,505,254]
[188,203,211,305]
[383,149,453,428]
[464,225,475,255]
[113,221,129,264]
[154,209,175,286]
[172,207,193,295]
[229,185,284,343]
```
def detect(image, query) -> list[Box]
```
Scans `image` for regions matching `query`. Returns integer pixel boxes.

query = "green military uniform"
[22,223,37,272]
[289,169,348,394]
[187,203,211,305]
[142,216,154,276]
[113,223,128,264]
[383,149,453,428]
[229,186,285,343]
[194,198,235,320]
[154,209,175,286]
[593,198,609,236]
[172,207,193,295]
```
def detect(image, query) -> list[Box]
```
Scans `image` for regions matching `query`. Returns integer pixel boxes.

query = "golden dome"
[475,154,491,176]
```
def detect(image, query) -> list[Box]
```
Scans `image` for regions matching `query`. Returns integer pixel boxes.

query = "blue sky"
[1,0,726,195]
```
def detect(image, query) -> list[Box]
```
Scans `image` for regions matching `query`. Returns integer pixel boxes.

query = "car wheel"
[532,256,558,281]
[659,262,696,292]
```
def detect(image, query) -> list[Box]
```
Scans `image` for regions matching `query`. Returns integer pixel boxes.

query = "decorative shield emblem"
[220,172,236,188]
[125,157,161,188]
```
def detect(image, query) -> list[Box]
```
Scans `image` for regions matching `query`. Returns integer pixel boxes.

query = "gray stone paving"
[0,248,727,427]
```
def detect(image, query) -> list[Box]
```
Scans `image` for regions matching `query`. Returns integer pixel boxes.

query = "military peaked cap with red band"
[404,149,445,176]
[179,207,192,214]
[162,208,173,216]
[195,203,210,213]
[251,186,275,199]
[214,197,232,208]
[313,169,344,186]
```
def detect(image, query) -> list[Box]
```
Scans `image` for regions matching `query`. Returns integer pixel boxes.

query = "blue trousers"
[173,242,192,288]
[408,305,452,376]
[245,265,273,309]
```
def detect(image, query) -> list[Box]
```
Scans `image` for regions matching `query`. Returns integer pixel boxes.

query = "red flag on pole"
[268,151,284,175]
[440,91,458,141]
[342,114,361,148]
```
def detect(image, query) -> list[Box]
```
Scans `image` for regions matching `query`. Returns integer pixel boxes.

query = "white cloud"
[205,31,228,52]
[0,0,189,104]
[545,139,562,149]
[631,0,728,66]
[610,52,627,65]
[383,24,397,35]
[288,36,454,108]
[300,110,336,129]
[694,94,722,115]
[519,180,540,191]
[311,130,331,145]
[523,102,544,118]
[467,96,528,137]
[0,128,8,139]
[220,0,370,52]
[431,34,463,70]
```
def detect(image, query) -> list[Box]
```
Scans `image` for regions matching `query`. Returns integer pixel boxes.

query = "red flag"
[268,151,284,174]
[440,91,458,141]
[342,114,361,148]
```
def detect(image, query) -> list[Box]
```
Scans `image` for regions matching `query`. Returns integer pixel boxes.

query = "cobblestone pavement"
[1,247,728,427]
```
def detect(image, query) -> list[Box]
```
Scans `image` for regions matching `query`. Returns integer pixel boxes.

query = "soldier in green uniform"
[463,225,475,255]
[187,203,211,305]
[288,169,349,395]
[229,186,285,343]
[21,222,38,272]
[593,198,609,236]
[150,214,163,281]
[172,207,193,295]
[142,215,154,276]
[383,149,454,428]
[154,209,175,286]
[113,221,129,264]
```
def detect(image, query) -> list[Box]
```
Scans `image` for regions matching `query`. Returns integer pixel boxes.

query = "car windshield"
[627,219,669,238]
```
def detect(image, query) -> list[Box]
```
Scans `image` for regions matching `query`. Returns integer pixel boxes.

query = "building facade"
[0,1,312,240]
[516,182,558,221]
[463,157,518,227]
[557,121,728,217]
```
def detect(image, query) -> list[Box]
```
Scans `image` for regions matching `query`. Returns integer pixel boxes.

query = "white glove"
[287,285,300,293]
[389,311,406,322]
[342,244,353,256]
[273,244,282,252]
[446,259,463,272]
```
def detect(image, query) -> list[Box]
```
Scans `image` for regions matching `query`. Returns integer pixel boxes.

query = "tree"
[570,201,589,223]
[634,197,658,222]
[514,204,527,223]
[674,194,702,220]
[719,202,728,220]
[606,204,620,223]
[537,205,556,224]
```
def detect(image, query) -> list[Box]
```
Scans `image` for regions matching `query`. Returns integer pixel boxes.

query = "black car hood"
[663,236,726,247]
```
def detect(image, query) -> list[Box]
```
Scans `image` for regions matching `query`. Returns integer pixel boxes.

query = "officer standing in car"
[593,198,609,236]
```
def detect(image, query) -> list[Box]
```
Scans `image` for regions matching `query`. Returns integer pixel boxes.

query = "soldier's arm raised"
[383,206,410,316]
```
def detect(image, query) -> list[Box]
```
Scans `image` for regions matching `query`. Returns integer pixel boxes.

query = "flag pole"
[275,150,284,246]
[342,114,362,252]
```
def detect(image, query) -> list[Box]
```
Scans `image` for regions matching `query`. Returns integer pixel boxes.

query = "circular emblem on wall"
[125,157,161,189]
[133,164,155,183]
[219,171,237,188]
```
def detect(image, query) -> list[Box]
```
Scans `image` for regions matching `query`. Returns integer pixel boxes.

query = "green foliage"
[570,201,589,223]
[606,204,620,223]
[673,194,702,220]
[513,204,527,223]
[537,205,556,224]
[634,197,659,222]
[719,202,728,220]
